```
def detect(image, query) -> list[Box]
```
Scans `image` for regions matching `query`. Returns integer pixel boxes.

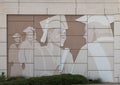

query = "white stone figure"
[38,15,73,75]
[8,33,22,77]
[75,15,114,82]
[18,26,41,77]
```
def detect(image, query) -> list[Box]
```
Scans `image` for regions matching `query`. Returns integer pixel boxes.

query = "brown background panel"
[66,21,86,36]
[8,49,21,63]
[8,21,34,35]
[65,15,83,22]
[35,28,48,46]
[111,23,114,36]
[35,28,43,41]
[63,36,86,50]
[34,15,54,28]
[70,50,80,62]
[8,63,22,77]
[8,15,34,21]
[8,36,15,48]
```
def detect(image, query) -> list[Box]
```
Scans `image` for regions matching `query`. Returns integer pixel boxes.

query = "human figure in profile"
[39,15,71,75]
[61,16,87,75]
[39,15,86,75]
[76,15,114,82]
[8,33,22,77]
[18,26,42,77]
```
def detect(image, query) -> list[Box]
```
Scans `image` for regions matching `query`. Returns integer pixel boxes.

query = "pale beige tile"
[0,29,6,42]
[114,78,119,83]
[0,57,7,70]
[114,22,120,35]
[77,0,119,3]
[21,64,33,77]
[77,4,104,14]
[88,43,114,56]
[114,15,120,21]
[75,50,87,63]
[48,3,75,14]
[34,57,60,70]
[34,43,61,56]
[114,50,120,63]
[63,64,87,77]
[20,0,75,2]
[61,49,74,64]
[19,3,47,14]
[0,3,18,14]
[0,0,18,2]
[77,0,105,2]
[88,57,113,70]
[88,29,114,43]
[0,14,6,27]
[104,0,119,2]
[34,71,58,76]
[114,64,120,77]
[0,43,7,55]
[114,36,120,49]
[19,3,75,14]
[0,70,7,76]
[88,71,113,82]
[105,4,118,14]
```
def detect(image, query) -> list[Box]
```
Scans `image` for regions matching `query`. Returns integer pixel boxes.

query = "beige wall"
[0,0,120,83]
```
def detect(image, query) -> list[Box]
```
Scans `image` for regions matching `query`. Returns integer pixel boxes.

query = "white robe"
[34,43,61,76]
[8,44,22,77]
[18,40,41,77]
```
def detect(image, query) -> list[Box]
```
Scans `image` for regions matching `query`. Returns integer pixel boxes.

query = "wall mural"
[8,15,114,82]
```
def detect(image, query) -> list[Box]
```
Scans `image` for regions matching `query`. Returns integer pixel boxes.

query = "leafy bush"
[7,76,25,81]
[0,74,102,85]
[0,79,29,85]
[27,74,88,85]
[61,74,88,85]
[88,78,102,84]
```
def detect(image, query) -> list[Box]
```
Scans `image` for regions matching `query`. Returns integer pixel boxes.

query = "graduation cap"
[12,33,21,38]
[23,26,35,33]
[40,15,68,43]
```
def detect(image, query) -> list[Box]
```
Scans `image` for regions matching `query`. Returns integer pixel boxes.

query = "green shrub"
[12,79,29,85]
[88,78,102,84]
[0,79,29,85]
[0,74,102,85]
[27,75,62,85]
[61,74,88,85]
[27,74,88,85]
[7,76,25,81]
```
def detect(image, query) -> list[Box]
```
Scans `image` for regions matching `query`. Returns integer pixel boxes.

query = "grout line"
[87,15,89,79]
[18,0,20,14]
[75,0,77,15]
[33,16,35,77]
[88,70,114,71]
[6,15,8,78]
[3,2,120,4]
[46,8,48,15]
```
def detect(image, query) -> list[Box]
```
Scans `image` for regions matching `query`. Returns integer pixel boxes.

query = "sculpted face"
[14,37,21,43]
[61,29,67,47]
[26,32,34,41]
[47,28,67,47]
